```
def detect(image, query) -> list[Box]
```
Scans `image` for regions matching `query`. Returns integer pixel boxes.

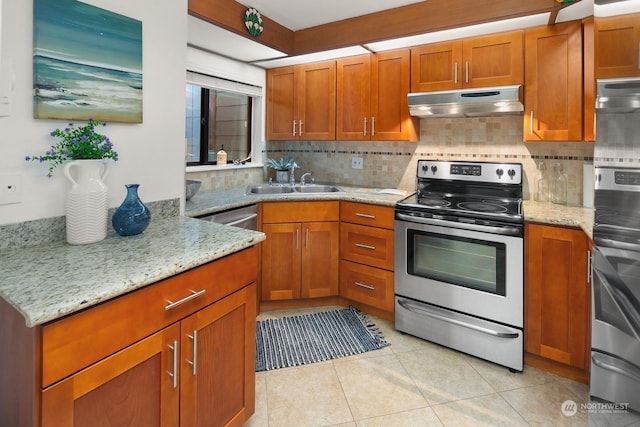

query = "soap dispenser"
[550,162,567,205]
[534,161,549,202]
[217,145,227,166]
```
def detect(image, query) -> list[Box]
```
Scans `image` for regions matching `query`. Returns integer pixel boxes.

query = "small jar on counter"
[534,161,549,202]
[216,145,227,166]
[550,162,567,205]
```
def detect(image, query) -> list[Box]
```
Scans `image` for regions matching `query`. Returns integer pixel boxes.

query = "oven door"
[395,214,523,328]
[590,242,640,411]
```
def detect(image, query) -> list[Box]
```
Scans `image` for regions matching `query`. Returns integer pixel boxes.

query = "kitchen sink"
[292,184,344,193]
[246,184,344,195]
[246,184,294,194]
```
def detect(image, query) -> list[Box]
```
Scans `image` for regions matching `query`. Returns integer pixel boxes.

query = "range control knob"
[430,165,438,174]
[421,163,429,172]
[508,169,516,179]
[496,168,504,178]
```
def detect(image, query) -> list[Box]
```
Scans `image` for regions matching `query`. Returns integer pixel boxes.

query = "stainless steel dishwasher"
[197,204,257,230]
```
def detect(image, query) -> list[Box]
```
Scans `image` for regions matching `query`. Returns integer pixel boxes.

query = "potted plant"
[25,119,119,245]
[266,157,296,184]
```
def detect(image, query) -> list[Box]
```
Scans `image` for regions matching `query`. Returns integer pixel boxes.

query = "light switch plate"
[351,157,363,169]
[0,172,23,205]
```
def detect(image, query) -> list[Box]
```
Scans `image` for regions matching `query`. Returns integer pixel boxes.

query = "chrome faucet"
[289,162,298,185]
[300,173,312,185]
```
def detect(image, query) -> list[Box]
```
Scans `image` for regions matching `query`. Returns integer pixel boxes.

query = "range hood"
[596,78,640,113]
[408,85,523,118]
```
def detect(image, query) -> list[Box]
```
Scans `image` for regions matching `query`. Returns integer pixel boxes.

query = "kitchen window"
[185,71,261,166]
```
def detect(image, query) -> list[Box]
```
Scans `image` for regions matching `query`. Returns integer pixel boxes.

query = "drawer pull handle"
[355,213,375,219]
[168,340,178,388]
[355,243,376,250]
[165,289,206,310]
[187,330,198,376]
[355,281,375,291]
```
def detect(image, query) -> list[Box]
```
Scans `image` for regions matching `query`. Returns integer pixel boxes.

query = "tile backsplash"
[266,116,594,206]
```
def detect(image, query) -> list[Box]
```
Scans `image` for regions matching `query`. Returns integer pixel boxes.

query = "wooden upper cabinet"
[595,12,640,79]
[463,30,524,88]
[410,30,523,92]
[266,61,336,140]
[524,21,583,142]
[337,49,418,141]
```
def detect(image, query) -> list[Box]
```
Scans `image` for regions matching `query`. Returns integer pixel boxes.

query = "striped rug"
[256,306,390,372]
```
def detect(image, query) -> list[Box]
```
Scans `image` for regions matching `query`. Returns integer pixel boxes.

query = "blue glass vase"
[112,184,151,236]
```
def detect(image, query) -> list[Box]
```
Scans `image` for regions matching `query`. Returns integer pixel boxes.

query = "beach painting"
[33,0,142,123]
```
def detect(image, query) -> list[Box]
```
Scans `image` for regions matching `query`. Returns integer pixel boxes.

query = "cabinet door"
[41,324,180,427]
[266,66,296,140]
[180,283,256,427]
[595,13,640,78]
[463,30,523,88]
[371,49,418,141]
[524,22,583,142]
[336,55,371,140]
[525,224,590,370]
[261,223,301,300]
[298,60,336,140]
[410,41,462,92]
[301,221,339,298]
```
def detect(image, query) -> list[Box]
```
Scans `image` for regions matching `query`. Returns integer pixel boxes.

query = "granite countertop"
[0,216,265,327]
[523,200,594,240]
[185,185,408,218]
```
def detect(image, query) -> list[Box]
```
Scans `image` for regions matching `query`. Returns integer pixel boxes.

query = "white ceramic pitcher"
[63,159,109,245]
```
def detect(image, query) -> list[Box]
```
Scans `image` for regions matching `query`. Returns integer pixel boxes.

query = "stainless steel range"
[591,166,640,412]
[395,160,524,371]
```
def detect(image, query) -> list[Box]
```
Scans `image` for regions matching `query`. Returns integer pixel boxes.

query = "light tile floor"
[247,306,640,427]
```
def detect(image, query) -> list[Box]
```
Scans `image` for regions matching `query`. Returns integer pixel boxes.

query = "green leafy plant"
[26,119,118,177]
[266,157,295,171]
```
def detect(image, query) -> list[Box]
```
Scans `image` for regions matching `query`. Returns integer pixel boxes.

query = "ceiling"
[187,0,639,68]
[233,0,426,31]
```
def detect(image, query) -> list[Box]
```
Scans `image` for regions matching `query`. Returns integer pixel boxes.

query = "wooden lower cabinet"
[525,223,590,377]
[2,247,258,427]
[260,202,340,301]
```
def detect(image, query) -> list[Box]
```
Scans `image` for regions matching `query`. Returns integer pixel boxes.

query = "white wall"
[0,0,187,225]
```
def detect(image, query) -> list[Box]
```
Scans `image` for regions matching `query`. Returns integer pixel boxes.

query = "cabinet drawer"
[340,260,394,312]
[41,246,258,388]
[341,202,394,229]
[261,201,339,223]
[340,222,394,270]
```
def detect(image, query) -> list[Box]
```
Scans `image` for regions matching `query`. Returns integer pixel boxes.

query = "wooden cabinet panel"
[340,201,394,229]
[180,284,256,427]
[525,224,590,371]
[336,55,371,140]
[595,13,640,79]
[266,66,296,140]
[524,21,583,142]
[340,222,394,271]
[301,222,340,298]
[337,50,417,141]
[340,260,394,312]
[41,323,180,427]
[260,223,302,301]
[266,61,336,140]
[463,31,523,88]
[41,247,258,388]
[411,41,462,92]
[410,30,523,92]
[261,201,339,223]
[371,50,418,141]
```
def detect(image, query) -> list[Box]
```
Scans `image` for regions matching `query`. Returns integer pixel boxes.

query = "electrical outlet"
[0,172,22,205]
[351,157,363,169]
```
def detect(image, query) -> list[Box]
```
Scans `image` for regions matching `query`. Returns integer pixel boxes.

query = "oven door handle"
[396,213,521,236]
[397,299,520,339]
